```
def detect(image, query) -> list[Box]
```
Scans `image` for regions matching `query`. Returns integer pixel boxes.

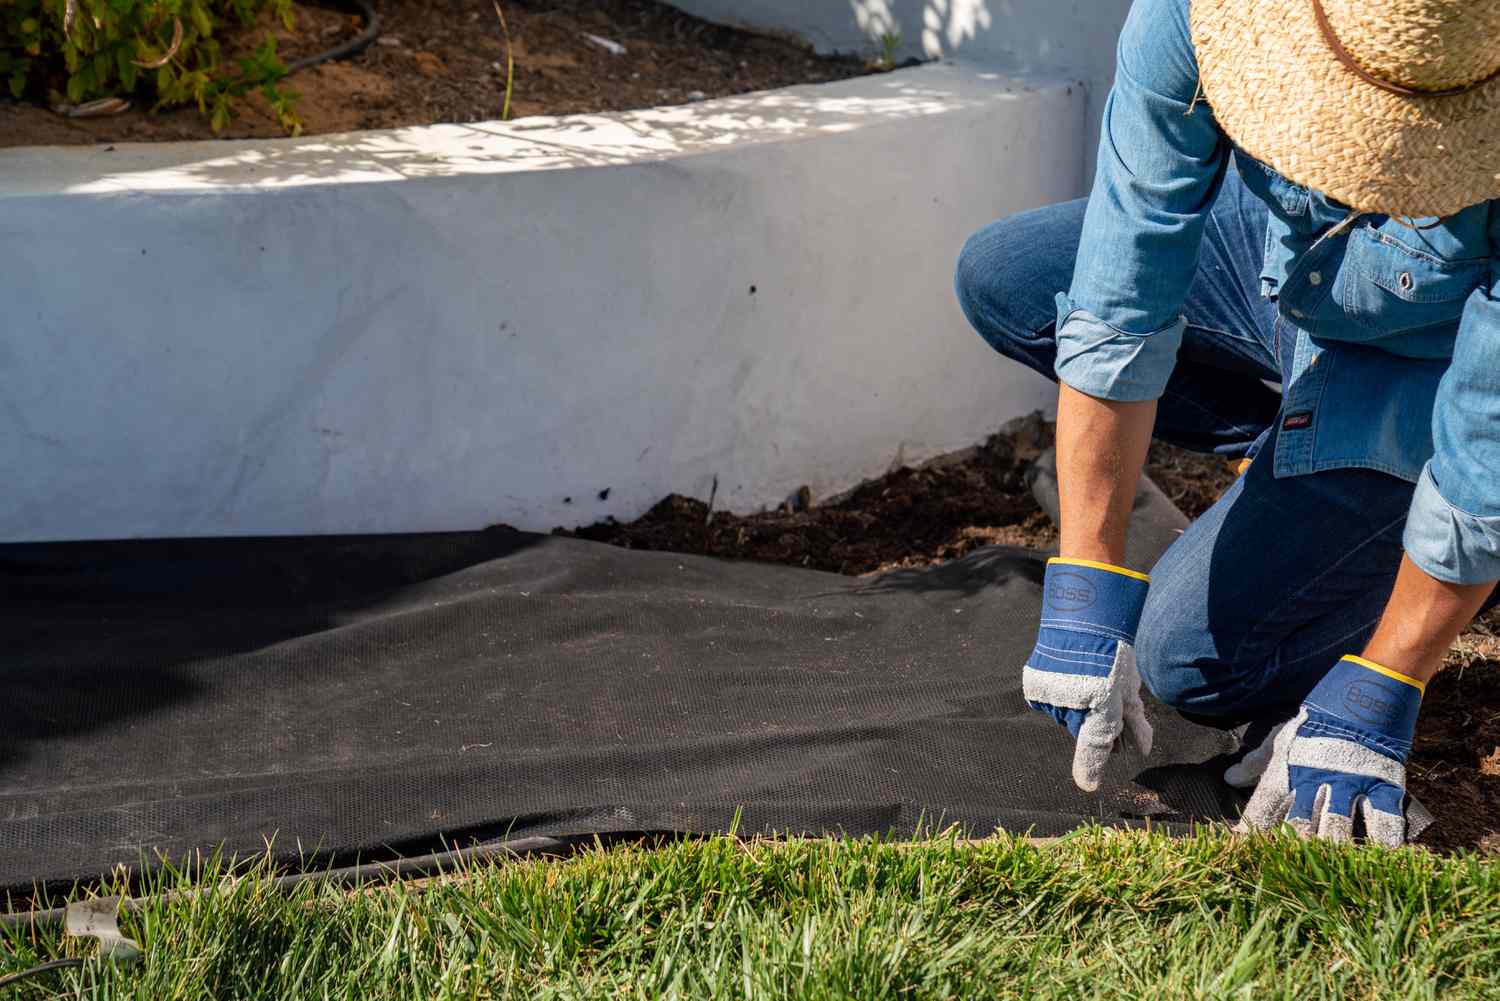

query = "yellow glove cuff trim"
[1343,654,1426,696]
[1046,557,1151,583]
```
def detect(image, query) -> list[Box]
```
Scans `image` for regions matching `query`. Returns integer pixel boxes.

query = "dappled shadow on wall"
[853,0,993,59]
[50,64,1035,190]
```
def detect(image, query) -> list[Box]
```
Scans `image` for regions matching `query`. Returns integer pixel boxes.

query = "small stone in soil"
[583,33,628,56]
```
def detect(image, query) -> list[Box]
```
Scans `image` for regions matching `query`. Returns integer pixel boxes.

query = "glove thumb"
[1223,719,1289,789]
[1072,701,1122,793]
[1235,710,1304,833]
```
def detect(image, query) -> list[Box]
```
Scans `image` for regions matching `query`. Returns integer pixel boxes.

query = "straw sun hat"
[1189,0,1500,217]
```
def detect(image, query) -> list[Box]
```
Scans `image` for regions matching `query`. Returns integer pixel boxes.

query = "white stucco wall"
[669,0,1131,159]
[1,64,1083,542]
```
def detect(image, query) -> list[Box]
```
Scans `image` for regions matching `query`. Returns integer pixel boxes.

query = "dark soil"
[0,0,874,146]
[569,415,1062,577]
[1411,630,1500,854]
[566,414,1235,576]
[565,413,1500,854]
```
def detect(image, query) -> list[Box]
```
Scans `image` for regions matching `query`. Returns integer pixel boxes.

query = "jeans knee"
[953,228,1001,336]
[953,214,1066,376]
[1136,584,1270,721]
[1133,592,1199,711]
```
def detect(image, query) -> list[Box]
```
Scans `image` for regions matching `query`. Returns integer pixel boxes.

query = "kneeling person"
[955,0,1500,844]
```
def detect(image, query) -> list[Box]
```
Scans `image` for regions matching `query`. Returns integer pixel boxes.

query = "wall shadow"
[1,528,544,780]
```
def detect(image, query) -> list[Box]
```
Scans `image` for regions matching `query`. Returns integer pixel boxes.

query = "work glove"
[1023,558,1152,792]
[1231,655,1433,846]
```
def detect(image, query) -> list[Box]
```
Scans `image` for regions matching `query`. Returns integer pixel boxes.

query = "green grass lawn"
[5,828,1499,999]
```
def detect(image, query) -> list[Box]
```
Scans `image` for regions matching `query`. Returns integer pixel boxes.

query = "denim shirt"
[1057,0,1500,585]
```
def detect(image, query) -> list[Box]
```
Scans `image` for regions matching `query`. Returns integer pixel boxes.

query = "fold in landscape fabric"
[1,521,1232,895]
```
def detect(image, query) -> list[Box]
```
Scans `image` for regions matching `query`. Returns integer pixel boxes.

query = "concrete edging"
[1,62,1083,541]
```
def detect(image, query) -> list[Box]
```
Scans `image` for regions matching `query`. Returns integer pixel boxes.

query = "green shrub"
[0,0,301,132]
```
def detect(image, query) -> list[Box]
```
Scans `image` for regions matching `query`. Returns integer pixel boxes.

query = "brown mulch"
[0,0,873,147]
[563,413,1500,854]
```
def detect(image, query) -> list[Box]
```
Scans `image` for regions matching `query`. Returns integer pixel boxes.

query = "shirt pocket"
[1341,225,1487,333]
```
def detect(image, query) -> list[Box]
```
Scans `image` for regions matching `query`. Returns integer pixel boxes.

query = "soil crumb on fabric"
[565,413,1500,854]
[0,0,874,146]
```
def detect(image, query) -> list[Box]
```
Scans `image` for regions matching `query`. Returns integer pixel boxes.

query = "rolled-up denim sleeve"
[1404,238,1500,585]
[1054,0,1228,402]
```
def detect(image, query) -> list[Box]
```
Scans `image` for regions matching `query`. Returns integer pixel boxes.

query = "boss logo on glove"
[1343,680,1399,726]
[1046,572,1097,611]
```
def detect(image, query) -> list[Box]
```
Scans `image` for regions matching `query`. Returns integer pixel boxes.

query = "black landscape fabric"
[2,530,1238,896]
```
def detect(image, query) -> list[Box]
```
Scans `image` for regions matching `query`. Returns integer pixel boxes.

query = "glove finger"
[1356,781,1414,847]
[1286,783,1329,839]
[1118,654,1154,758]
[1072,708,1123,793]
[1121,703,1154,759]
[1358,794,1406,848]
[1237,763,1295,833]
[1405,794,1436,842]
[1314,786,1354,844]
[1235,789,1293,833]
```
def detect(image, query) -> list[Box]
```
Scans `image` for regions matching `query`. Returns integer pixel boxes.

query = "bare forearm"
[1363,555,1494,684]
[1055,383,1158,569]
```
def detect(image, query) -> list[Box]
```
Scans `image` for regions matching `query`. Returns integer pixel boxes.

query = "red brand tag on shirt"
[1282,411,1313,431]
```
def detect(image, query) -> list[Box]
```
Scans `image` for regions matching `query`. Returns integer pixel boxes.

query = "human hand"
[1023,558,1153,792]
[1232,655,1432,846]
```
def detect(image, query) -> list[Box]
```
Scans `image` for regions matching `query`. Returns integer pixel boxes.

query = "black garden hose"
[0,958,88,990]
[285,0,381,75]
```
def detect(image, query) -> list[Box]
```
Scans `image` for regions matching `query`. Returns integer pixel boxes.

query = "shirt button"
[1308,271,1323,285]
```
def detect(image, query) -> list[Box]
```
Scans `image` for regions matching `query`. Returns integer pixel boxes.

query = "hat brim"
[1190,0,1500,217]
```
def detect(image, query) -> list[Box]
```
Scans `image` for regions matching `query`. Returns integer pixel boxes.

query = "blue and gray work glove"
[1023,558,1153,792]
[1230,655,1434,846]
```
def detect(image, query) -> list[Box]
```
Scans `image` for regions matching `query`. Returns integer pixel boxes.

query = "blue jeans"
[955,167,1491,730]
